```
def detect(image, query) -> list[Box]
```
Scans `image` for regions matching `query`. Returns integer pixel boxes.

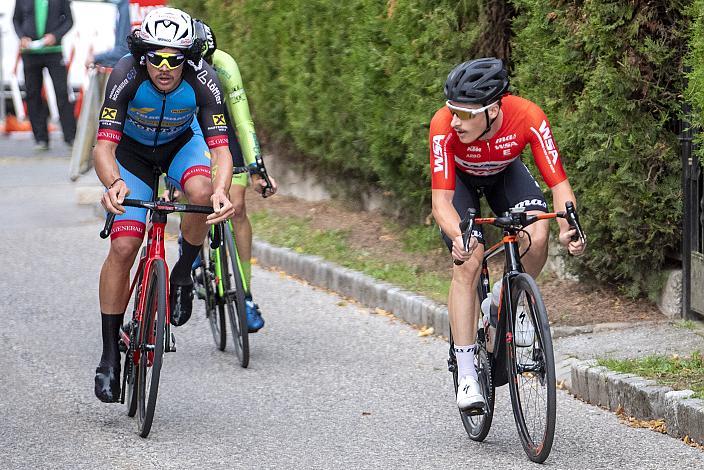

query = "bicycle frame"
[119,209,173,369]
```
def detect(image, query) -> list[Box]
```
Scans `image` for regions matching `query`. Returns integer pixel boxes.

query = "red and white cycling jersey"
[429,95,567,190]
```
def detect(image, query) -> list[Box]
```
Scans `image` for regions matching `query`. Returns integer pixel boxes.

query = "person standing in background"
[85,0,130,68]
[12,0,76,150]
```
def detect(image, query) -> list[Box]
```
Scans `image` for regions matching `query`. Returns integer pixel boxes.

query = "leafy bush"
[512,0,687,296]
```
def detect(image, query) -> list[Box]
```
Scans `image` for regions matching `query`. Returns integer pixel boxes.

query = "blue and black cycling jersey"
[96,54,229,149]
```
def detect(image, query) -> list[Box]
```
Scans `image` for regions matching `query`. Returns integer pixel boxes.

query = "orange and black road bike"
[447,202,585,463]
[100,175,221,438]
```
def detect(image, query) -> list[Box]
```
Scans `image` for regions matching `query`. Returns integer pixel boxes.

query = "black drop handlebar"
[99,199,222,249]
[453,201,586,265]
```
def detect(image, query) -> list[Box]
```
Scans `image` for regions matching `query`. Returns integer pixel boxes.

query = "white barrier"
[69,67,108,181]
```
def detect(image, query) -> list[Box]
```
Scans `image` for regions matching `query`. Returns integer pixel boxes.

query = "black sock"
[172,238,201,285]
[99,313,124,368]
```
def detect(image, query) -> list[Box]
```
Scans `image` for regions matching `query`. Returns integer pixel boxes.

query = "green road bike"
[191,163,273,368]
[193,220,250,367]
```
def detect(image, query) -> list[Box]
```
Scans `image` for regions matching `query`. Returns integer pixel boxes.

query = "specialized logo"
[212,114,226,125]
[432,135,447,176]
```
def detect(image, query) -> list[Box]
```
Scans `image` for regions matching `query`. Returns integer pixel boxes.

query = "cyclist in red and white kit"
[430,58,586,411]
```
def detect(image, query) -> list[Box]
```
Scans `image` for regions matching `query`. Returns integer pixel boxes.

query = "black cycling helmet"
[444,57,509,105]
[193,19,217,61]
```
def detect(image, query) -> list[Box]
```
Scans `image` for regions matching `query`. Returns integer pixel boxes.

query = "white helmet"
[139,7,194,50]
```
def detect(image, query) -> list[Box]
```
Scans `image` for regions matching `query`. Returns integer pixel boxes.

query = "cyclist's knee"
[109,236,142,263]
[452,256,482,282]
[183,176,212,206]
[525,220,549,251]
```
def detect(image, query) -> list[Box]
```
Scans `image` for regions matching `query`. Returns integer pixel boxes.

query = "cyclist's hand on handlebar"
[102,180,129,215]
[253,174,278,197]
[452,234,477,263]
[558,227,587,256]
[207,190,234,224]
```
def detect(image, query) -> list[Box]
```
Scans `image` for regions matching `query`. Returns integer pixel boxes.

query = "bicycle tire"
[136,260,167,438]
[222,224,249,368]
[196,245,226,351]
[450,319,495,440]
[505,273,556,463]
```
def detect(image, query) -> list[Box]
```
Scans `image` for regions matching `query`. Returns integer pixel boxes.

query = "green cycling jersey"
[210,49,260,169]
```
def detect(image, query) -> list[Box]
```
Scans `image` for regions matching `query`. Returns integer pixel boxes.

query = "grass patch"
[250,210,450,301]
[598,352,704,399]
[674,320,697,331]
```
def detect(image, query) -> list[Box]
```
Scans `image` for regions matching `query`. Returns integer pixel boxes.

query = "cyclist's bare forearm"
[432,189,462,240]
[93,140,120,188]
[209,145,233,194]
[549,179,577,233]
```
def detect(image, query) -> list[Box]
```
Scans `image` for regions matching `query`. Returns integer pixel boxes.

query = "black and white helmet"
[139,7,194,50]
[444,58,509,105]
[193,19,217,59]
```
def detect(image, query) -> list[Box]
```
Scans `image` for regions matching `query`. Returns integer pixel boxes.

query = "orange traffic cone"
[3,114,32,134]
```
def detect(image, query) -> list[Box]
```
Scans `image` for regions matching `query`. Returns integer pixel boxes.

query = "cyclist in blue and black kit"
[92,7,235,403]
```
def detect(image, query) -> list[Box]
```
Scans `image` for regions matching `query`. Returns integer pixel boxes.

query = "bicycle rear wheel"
[136,260,167,438]
[195,245,226,351]
[506,273,556,463]
[222,224,249,368]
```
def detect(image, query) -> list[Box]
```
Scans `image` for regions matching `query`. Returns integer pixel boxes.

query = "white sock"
[454,344,477,380]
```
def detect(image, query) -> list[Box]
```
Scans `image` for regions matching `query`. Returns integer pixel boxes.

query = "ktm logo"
[213,114,226,125]
[101,108,117,120]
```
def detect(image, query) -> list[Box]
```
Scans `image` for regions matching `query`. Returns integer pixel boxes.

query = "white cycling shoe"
[457,375,485,411]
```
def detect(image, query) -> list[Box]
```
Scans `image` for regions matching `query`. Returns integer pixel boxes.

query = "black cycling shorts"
[441,159,548,249]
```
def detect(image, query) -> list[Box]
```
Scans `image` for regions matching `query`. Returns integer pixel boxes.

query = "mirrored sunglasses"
[146,51,186,70]
[446,100,496,120]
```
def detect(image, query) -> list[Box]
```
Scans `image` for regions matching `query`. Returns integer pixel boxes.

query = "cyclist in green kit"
[186,19,278,332]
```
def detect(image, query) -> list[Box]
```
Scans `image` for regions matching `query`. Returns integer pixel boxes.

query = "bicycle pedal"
[168,332,176,352]
[195,286,206,300]
[462,406,486,417]
[447,359,456,373]
[118,340,127,353]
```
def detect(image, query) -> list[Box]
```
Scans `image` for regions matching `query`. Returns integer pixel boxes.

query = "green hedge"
[174,0,690,296]
[512,0,688,296]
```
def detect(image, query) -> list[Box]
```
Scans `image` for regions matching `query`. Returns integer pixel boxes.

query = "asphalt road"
[0,151,702,469]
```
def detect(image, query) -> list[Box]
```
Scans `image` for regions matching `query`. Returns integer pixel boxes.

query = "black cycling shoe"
[170,282,194,326]
[94,365,121,403]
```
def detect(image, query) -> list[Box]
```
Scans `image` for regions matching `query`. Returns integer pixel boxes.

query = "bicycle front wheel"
[196,245,226,351]
[506,273,556,463]
[221,224,249,368]
[136,260,167,438]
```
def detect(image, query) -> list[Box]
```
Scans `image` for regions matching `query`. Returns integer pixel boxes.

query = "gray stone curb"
[251,239,451,338]
[569,359,704,444]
